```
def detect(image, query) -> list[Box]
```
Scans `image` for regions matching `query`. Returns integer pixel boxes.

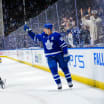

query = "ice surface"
[0,58,104,104]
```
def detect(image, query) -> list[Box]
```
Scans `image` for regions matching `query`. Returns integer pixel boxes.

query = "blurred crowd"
[3,0,24,36]
[0,0,104,49]
[59,7,104,47]
[2,0,56,36]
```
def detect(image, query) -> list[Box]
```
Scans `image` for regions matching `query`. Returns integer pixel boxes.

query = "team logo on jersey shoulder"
[51,36,54,40]
[45,40,53,50]
[60,37,64,41]
[43,35,45,38]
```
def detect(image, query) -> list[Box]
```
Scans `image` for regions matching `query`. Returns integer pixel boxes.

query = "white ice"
[0,58,104,104]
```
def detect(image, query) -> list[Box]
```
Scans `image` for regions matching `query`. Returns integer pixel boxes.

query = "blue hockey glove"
[24,24,32,32]
[63,54,70,62]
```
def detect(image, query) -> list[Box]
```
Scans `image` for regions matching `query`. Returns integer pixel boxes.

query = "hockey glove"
[24,24,32,32]
[63,54,70,62]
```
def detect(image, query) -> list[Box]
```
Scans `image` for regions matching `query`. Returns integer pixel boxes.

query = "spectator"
[81,8,102,45]
[80,25,90,47]
[70,21,80,47]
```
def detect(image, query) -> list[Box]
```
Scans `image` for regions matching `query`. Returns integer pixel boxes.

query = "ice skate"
[57,84,62,90]
[68,82,73,88]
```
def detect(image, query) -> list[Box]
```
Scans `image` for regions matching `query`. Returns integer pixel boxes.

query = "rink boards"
[0,47,104,90]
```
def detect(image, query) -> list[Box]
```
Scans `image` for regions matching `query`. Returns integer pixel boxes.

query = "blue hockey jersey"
[71,27,80,36]
[28,31,68,57]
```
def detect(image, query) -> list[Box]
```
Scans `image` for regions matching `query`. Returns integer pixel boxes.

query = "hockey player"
[0,58,5,89]
[24,23,73,90]
[0,77,5,89]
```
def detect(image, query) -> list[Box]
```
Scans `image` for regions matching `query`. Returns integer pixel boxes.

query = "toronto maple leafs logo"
[45,40,53,50]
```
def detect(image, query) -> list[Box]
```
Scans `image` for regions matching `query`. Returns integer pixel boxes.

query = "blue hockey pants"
[47,54,72,85]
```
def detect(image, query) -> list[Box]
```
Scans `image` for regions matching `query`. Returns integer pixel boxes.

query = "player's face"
[43,28,52,35]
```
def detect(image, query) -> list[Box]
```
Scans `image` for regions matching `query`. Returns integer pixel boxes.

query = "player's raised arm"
[24,24,42,41]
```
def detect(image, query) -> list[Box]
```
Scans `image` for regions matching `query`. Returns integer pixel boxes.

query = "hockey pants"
[47,54,72,85]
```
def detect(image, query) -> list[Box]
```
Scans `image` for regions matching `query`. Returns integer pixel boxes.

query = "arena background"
[0,0,104,49]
